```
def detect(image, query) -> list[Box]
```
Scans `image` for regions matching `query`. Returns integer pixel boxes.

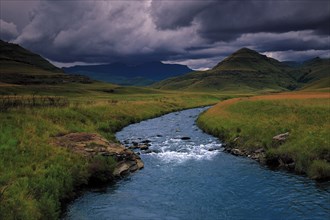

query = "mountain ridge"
[63,61,193,86]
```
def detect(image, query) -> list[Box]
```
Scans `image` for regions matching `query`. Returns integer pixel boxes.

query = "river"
[64,107,330,220]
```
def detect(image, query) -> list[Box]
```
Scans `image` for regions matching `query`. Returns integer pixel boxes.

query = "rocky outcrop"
[224,146,266,163]
[54,132,144,178]
[223,132,295,170]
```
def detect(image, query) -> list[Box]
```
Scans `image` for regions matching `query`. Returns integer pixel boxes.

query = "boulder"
[273,132,289,142]
[254,148,265,153]
[113,161,131,176]
[231,148,243,156]
[54,132,144,178]
[138,144,149,150]
[272,132,289,147]
[141,140,151,144]
[144,149,160,154]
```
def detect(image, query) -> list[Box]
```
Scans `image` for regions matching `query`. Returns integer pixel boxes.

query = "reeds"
[0,95,69,111]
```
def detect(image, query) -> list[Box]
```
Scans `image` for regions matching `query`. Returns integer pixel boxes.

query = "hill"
[0,39,62,74]
[0,40,92,85]
[63,61,193,86]
[297,57,330,83]
[152,48,298,92]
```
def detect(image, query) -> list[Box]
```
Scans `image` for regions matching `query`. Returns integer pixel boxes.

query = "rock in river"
[54,132,144,178]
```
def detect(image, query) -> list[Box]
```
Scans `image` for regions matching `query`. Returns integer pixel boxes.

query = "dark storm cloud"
[238,31,330,52]
[0,19,18,41]
[1,0,329,69]
[151,0,330,42]
[204,1,329,42]
[150,1,214,30]
[12,0,203,64]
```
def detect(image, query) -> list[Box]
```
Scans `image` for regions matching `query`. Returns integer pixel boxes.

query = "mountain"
[63,61,193,86]
[153,48,297,92]
[0,40,91,85]
[0,39,62,74]
[296,57,330,83]
[281,61,302,68]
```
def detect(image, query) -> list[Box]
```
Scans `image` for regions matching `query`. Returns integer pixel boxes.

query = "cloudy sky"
[1,0,329,69]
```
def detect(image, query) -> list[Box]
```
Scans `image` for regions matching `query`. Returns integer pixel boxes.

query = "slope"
[0,40,91,85]
[153,48,297,92]
[297,57,330,83]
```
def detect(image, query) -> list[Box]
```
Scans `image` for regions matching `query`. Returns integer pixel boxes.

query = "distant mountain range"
[1,40,328,91]
[153,48,329,92]
[63,61,193,86]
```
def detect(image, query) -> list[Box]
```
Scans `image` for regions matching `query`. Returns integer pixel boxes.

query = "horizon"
[1,0,329,70]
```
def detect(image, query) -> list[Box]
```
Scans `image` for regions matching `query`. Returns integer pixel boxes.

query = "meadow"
[0,83,230,220]
[1,80,329,219]
[197,91,330,180]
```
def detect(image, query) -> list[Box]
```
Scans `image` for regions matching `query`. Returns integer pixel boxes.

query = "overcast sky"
[1,0,329,69]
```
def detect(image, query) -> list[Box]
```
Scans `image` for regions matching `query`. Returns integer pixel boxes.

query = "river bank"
[0,92,224,220]
[197,91,330,180]
[65,107,330,220]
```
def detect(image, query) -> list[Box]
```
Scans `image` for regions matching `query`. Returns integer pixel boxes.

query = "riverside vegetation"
[0,83,230,220]
[1,40,329,219]
[197,91,330,180]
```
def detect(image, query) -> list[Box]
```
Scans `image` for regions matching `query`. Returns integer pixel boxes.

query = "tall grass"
[0,92,223,220]
[197,93,330,180]
[0,95,68,111]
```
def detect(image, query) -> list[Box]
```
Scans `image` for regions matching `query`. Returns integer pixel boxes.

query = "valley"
[0,40,329,220]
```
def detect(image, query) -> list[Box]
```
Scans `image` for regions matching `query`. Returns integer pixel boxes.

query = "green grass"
[0,83,231,220]
[298,58,330,83]
[301,76,330,91]
[152,48,298,92]
[197,93,330,180]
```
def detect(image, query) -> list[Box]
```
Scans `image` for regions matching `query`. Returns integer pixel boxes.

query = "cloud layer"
[0,19,18,41]
[1,0,329,69]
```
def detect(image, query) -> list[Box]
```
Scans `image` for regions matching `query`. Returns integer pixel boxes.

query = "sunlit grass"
[197,92,330,179]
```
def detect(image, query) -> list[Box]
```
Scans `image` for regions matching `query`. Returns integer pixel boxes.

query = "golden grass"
[198,91,330,180]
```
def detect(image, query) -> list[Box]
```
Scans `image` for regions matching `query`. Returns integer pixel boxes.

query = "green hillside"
[301,76,330,91]
[153,48,298,92]
[0,40,62,74]
[297,57,330,83]
[0,40,92,85]
[212,48,289,72]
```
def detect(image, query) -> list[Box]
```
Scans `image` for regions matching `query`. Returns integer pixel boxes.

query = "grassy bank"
[197,92,330,180]
[0,84,229,220]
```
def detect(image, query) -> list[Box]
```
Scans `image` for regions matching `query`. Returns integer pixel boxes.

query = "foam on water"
[144,136,222,163]
[115,107,223,164]
[65,107,330,220]
[154,143,221,164]
[155,149,219,164]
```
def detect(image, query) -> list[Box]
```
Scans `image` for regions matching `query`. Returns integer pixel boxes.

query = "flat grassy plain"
[0,82,234,220]
[197,91,330,180]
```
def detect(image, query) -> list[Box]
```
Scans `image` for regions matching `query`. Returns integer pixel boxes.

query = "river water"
[65,107,330,220]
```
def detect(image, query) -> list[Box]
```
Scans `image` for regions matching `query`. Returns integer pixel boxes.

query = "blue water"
[65,107,330,220]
